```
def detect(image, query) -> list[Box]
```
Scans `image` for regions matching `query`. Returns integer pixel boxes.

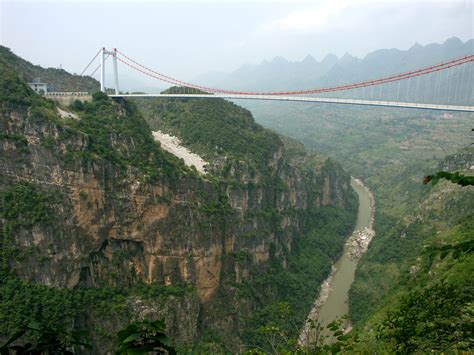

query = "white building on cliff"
[28,78,49,94]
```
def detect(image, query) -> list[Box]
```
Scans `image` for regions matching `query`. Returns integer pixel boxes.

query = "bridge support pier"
[113,48,119,95]
[100,47,120,94]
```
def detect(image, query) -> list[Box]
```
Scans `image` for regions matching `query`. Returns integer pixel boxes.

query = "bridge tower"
[100,47,120,94]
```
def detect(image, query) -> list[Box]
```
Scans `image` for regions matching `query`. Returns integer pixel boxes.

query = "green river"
[300,177,374,344]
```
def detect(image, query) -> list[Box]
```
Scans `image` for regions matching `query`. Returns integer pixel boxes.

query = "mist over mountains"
[196,37,473,92]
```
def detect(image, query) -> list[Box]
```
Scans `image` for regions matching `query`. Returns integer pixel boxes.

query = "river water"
[299,178,374,345]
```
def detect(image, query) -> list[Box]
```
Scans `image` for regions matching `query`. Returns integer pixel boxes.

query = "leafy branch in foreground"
[0,319,176,354]
[243,302,358,354]
[0,321,91,354]
[115,320,176,355]
[376,281,473,352]
[424,239,474,262]
[423,171,474,187]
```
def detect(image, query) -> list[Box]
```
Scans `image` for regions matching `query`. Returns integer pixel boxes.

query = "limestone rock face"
[0,101,355,350]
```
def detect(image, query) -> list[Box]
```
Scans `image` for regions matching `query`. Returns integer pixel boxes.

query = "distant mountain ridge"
[197,37,473,92]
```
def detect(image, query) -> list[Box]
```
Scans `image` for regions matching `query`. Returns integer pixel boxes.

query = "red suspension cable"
[115,49,474,96]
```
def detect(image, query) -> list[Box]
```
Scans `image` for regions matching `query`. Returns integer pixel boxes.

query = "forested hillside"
[348,147,473,351]
[0,46,99,92]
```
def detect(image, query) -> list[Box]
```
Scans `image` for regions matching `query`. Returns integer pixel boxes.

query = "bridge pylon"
[100,47,120,94]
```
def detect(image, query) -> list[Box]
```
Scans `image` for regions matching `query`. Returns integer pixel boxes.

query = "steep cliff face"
[0,61,357,351]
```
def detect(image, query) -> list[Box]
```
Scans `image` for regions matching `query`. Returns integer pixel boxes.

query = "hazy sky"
[0,0,472,88]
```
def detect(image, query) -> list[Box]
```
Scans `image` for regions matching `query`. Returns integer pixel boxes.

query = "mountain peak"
[302,54,316,64]
[409,42,423,51]
[340,52,357,63]
[271,56,288,65]
[321,53,338,65]
[443,36,463,46]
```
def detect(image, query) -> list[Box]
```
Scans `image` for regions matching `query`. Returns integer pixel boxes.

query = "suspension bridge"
[81,47,474,112]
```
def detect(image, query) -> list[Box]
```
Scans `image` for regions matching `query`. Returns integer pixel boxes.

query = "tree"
[377,282,473,352]
[0,319,176,354]
[115,320,176,355]
[0,322,91,354]
[423,171,474,187]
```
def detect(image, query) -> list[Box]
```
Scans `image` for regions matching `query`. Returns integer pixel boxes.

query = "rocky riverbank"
[298,264,338,345]
[346,178,375,261]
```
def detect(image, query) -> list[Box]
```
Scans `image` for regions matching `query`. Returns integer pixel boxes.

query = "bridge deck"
[109,94,474,113]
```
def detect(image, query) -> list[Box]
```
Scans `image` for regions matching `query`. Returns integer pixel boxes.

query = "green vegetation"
[116,320,176,354]
[127,91,359,352]
[0,46,99,92]
[132,91,282,172]
[246,101,473,351]
[0,62,200,343]
[378,281,472,352]
[0,321,92,354]
[239,206,356,350]
[424,171,474,186]
[1,58,358,352]
[348,146,474,331]
[0,58,193,184]
[343,211,474,352]
[0,182,62,276]
[0,59,56,112]
[67,92,191,182]
[0,319,176,354]
[0,133,29,153]
[0,182,193,342]
[249,314,362,354]
[0,274,192,340]
[0,182,60,232]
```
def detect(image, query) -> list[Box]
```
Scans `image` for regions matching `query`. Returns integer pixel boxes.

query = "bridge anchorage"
[81,47,474,112]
